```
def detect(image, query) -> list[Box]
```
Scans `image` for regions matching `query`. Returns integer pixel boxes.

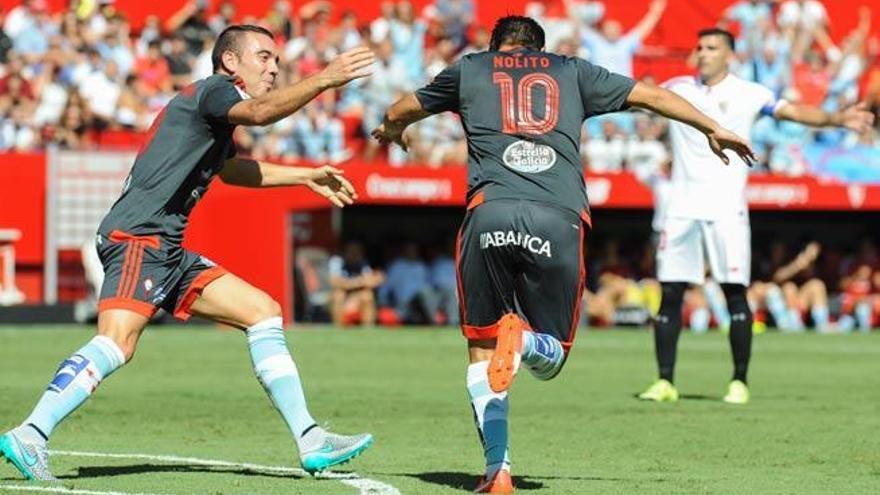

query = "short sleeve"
[199,77,244,124]
[576,58,636,118]
[415,62,461,114]
[756,85,786,117]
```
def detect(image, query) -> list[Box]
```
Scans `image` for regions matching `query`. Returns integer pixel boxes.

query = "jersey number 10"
[492,72,560,135]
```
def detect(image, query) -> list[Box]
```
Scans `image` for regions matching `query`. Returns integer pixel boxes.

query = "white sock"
[466,361,510,477]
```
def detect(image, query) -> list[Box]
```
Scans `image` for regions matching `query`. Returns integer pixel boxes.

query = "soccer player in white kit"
[639,28,874,405]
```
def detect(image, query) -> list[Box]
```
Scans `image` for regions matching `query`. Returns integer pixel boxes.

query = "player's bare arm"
[219,158,357,207]
[774,101,875,133]
[626,81,756,165]
[371,94,431,152]
[227,47,375,126]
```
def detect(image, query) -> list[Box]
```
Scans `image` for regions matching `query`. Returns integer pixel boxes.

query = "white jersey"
[662,74,784,221]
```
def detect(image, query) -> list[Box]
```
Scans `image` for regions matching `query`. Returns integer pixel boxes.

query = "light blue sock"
[811,305,830,331]
[787,308,805,331]
[704,283,731,328]
[854,302,872,333]
[766,286,790,329]
[24,335,126,438]
[247,317,321,451]
[689,308,710,334]
[467,361,510,477]
[521,332,564,380]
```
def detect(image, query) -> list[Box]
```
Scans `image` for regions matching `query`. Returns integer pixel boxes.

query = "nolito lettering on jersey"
[493,54,551,69]
[479,230,552,258]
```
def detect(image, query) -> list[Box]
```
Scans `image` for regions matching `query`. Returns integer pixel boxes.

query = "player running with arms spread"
[373,16,755,493]
[1,25,375,480]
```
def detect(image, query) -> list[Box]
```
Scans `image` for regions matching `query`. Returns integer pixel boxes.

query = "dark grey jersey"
[415,49,635,215]
[98,74,244,245]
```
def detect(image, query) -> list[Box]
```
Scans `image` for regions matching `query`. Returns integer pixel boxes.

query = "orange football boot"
[474,469,514,493]
[488,313,526,393]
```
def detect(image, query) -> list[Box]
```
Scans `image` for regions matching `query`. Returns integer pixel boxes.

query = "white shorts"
[656,216,751,286]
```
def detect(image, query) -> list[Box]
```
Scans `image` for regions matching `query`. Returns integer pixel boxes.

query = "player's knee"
[97,329,138,362]
[659,282,687,310]
[244,295,282,326]
[721,283,751,318]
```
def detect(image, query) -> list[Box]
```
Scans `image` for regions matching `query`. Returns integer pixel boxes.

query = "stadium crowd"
[1,0,878,173]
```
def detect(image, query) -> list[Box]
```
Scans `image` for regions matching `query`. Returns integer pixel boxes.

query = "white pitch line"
[0,486,164,495]
[47,449,401,495]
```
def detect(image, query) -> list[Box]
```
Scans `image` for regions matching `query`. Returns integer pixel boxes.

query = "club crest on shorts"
[502,140,557,173]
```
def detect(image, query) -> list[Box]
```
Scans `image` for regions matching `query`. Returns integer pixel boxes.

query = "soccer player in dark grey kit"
[373,16,755,493]
[1,25,375,480]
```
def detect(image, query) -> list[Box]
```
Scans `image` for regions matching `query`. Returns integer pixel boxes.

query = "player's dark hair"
[212,24,275,73]
[698,28,735,51]
[489,16,545,51]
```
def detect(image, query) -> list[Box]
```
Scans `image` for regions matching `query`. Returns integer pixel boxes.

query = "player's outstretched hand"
[706,127,756,166]
[371,123,412,152]
[306,166,358,208]
[840,101,875,134]
[319,47,375,88]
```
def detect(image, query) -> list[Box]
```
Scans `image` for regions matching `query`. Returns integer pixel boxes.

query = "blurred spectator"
[626,114,668,177]
[333,11,363,52]
[583,120,626,172]
[371,1,397,44]
[209,1,237,36]
[428,241,458,326]
[4,0,42,40]
[378,242,439,324]
[134,40,171,96]
[356,38,412,160]
[328,241,385,327]
[166,0,213,57]
[389,1,427,85]
[837,264,878,333]
[79,59,121,128]
[433,0,474,48]
[569,0,667,77]
[721,0,772,55]
[95,24,133,77]
[771,241,832,332]
[289,101,349,163]
[165,35,193,89]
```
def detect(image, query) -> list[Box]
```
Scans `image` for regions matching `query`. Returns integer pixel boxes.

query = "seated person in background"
[837,264,878,333]
[428,241,459,326]
[378,241,439,324]
[328,241,384,327]
[772,241,832,332]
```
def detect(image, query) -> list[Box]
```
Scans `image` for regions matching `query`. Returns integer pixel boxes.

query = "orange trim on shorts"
[117,240,135,298]
[109,230,160,249]
[125,241,147,299]
[109,231,160,299]
[173,266,229,321]
[454,225,467,330]
[466,191,485,210]
[563,219,587,353]
[462,322,500,340]
[580,209,593,230]
[98,297,158,318]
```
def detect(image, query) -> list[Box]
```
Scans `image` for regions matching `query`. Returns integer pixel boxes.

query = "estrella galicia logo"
[48,355,90,393]
[502,140,557,173]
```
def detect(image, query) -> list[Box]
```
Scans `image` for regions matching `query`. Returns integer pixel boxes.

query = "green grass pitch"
[1,326,878,494]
